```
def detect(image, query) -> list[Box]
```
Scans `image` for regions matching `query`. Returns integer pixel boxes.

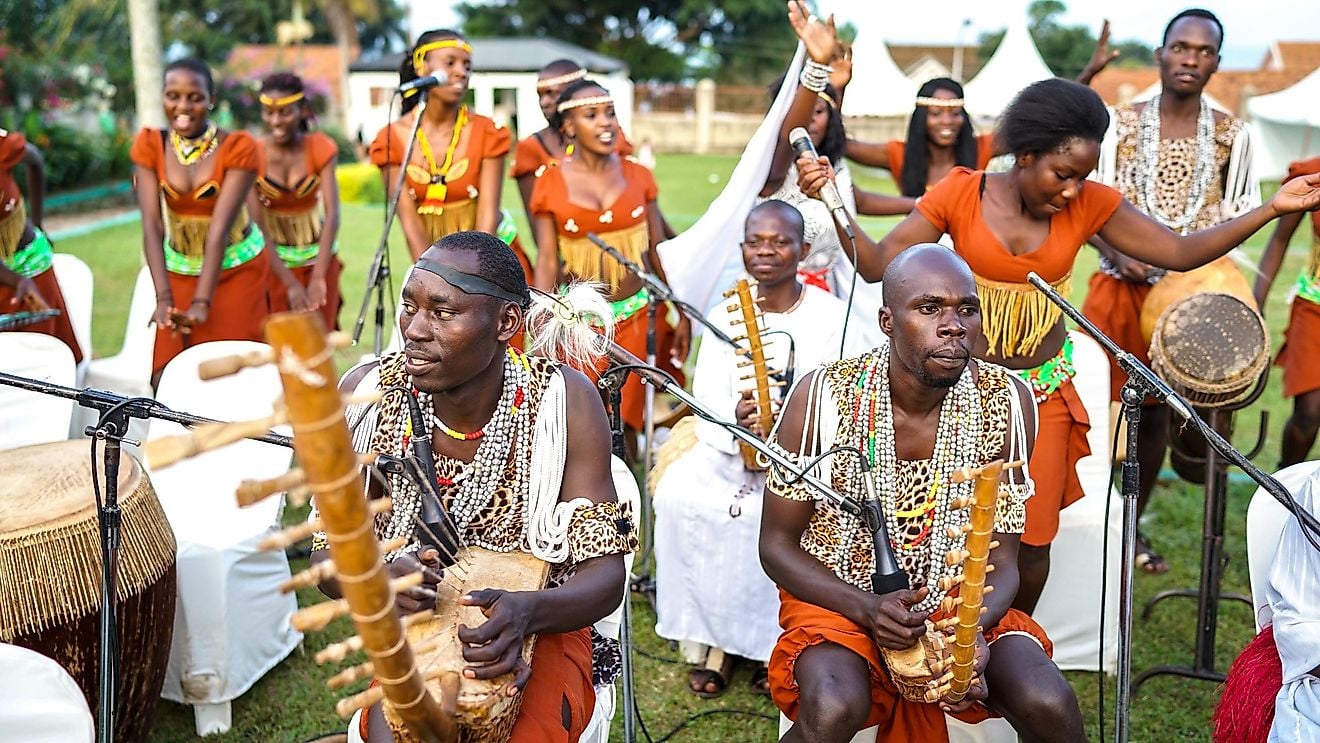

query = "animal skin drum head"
[1149,292,1269,408]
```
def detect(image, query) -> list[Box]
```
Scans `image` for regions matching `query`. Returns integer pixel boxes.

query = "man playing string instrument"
[760,245,1085,742]
[312,231,636,742]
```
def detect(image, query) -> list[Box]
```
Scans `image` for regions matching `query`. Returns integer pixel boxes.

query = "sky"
[410,1,1320,71]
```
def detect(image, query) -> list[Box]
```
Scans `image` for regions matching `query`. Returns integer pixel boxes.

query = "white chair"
[147,341,301,736]
[0,643,95,742]
[50,253,93,386]
[1246,461,1320,631]
[1034,331,1122,672]
[0,332,76,450]
[83,265,156,399]
[777,711,1016,742]
[580,455,642,743]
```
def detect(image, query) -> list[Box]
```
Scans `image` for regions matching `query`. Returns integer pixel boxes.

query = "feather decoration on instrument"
[527,282,614,369]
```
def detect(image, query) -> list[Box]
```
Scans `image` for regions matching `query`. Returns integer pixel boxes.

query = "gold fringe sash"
[266,204,323,247]
[0,200,26,263]
[0,445,177,640]
[559,221,649,291]
[975,272,1071,358]
[421,198,477,244]
[165,207,252,259]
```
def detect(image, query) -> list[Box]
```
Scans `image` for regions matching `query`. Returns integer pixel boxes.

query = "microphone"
[788,126,854,241]
[398,72,448,95]
[402,388,459,564]
[860,458,909,595]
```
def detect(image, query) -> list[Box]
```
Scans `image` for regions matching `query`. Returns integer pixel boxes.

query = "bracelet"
[191,297,212,307]
[800,59,832,93]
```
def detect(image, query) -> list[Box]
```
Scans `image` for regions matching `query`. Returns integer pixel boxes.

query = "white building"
[348,37,632,144]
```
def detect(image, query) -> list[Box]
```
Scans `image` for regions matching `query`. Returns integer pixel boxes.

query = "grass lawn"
[48,154,1313,742]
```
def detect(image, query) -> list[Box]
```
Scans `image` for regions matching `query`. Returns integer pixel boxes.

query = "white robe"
[1268,469,1320,743]
[652,284,877,662]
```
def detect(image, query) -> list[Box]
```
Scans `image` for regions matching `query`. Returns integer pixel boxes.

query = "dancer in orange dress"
[0,128,82,361]
[369,29,531,280]
[131,58,269,379]
[1256,155,1320,467]
[529,79,691,434]
[249,72,343,329]
[844,78,998,198]
[796,77,1320,613]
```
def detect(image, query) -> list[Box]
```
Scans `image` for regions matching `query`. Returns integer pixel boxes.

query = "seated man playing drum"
[761,246,1085,742]
[311,230,637,742]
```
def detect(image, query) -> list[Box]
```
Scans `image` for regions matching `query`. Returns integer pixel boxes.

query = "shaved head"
[747,199,805,241]
[880,244,981,388]
[882,244,976,308]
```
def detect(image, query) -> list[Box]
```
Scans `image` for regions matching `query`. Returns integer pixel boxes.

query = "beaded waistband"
[609,287,651,323]
[1012,334,1076,403]
[165,226,264,275]
[0,200,28,265]
[4,227,53,278]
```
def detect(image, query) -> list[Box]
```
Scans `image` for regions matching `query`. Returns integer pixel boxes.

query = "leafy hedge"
[1,110,132,193]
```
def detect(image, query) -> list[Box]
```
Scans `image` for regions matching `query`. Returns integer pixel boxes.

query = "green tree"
[457,0,811,83]
[977,0,1152,80]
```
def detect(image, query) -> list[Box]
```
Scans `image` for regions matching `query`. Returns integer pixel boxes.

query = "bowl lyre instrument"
[723,278,783,471]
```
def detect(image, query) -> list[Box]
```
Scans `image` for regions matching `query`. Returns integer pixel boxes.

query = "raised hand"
[1270,171,1320,216]
[1077,20,1120,85]
[787,0,838,64]
[795,153,836,202]
[830,41,854,91]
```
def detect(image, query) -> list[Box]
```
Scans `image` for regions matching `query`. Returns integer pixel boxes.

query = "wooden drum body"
[1139,256,1257,346]
[0,440,177,743]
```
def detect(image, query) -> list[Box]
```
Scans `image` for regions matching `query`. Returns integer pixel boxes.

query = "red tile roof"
[224,45,349,108]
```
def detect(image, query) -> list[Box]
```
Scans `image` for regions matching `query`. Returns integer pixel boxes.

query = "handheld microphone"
[788,126,854,240]
[398,73,449,95]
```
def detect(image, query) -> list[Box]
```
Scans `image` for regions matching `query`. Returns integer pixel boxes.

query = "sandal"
[687,649,735,699]
[750,664,772,696]
[1135,532,1171,575]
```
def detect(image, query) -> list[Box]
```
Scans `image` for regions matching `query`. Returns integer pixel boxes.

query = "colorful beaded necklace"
[170,122,219,166]
[854,348,980,613]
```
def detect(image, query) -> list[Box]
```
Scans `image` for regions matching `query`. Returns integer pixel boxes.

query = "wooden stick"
[145,412,286,470]
[198,348,275,380]
[237,468,306,507]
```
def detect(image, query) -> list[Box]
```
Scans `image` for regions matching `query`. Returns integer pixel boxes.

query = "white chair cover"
[580,455,641,743]
[83,265,156,400]
[778,711,1016,742]
[0,643,95,743]
[1247,461,1320,630]
[1033,331,1122,672]
[148,341,300,736]
[0,331,76,450]
[50,252,93,385]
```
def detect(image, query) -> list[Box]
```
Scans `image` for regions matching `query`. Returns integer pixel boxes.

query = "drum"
[1139,256,1257,345]
[1148,292,1269,409]
[0,440,177,743]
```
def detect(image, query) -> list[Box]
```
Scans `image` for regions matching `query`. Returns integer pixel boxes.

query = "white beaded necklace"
[863,349,981,613]
[1136,94,1217,235]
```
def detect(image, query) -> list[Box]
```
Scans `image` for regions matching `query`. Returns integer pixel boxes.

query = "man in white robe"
[652,200,877,696]
[1267,467,1320,742]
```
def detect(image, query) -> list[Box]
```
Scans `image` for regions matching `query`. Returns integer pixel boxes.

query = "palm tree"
[315,0,380,132]
[127,0,165,128]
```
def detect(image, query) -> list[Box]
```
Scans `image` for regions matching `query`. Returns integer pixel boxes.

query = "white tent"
[840,29,918,117]
[1247,65,1320,180]
[963,19,1055,120]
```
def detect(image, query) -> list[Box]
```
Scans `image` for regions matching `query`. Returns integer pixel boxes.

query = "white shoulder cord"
[1005,372,1037,496]
[526,370,590,563]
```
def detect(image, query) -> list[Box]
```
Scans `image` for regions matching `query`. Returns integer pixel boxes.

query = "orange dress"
[510,128,634,180]
[529,159,685,430]
[131,128,271,375]
[885,132,996,190]
[1276,156,1320,399]
[254,131,343,329]
[0,130,82,362]
[916,167,1123,545]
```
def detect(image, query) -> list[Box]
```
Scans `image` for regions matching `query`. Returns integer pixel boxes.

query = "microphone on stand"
[402,388,458,564]
[860,459,909,595]
[398,72,449,95]
[788,126,854,241]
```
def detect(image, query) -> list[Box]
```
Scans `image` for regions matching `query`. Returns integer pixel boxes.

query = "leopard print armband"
[568,500,640,563]
[993,481,1032,534]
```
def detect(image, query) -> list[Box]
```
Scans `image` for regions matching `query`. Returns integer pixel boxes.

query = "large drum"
[0,440,177,743]
[1139,256,1258,345]
[1149,292,1270,409]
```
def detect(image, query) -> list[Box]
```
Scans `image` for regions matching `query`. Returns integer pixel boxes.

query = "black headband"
[412,258,524,304]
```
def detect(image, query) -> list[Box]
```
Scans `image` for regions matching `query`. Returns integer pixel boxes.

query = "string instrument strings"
[723,278,784,470]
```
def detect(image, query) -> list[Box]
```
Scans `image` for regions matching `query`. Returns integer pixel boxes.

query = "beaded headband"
[412,39,472,75]
[915,96,966,109]
[536,68,587,90]
[817,92,836,110]
[413,258,525,304]
[259,91,304,107]
[557,95,613,113]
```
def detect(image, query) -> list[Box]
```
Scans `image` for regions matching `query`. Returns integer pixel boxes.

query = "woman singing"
[131,58,268,380]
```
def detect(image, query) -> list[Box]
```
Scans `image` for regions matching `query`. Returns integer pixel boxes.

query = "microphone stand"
[1025,272,1320,743]
[596,367,638,743]
[353,89,432,356]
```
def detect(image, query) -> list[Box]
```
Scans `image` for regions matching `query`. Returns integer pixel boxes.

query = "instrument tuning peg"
[145,410,288,470]
[280,557,337,593]
[292,597,350,632]
[944,548,971,567]
[198,348,275,380]
[236,468,307,507]
[721,288,737,299]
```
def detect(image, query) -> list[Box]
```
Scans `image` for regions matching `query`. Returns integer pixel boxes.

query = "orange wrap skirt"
[769,590,1051,741]
[0,266,83,363]
[1023,378,1092,547]
[267,254,344,331]
[1277,296,1320,399]
[153,255,271,376]
[357,627,595,742]
[1083,272,1152,402]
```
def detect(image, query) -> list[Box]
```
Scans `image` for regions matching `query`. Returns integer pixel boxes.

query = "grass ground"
[49,154,1312,742]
